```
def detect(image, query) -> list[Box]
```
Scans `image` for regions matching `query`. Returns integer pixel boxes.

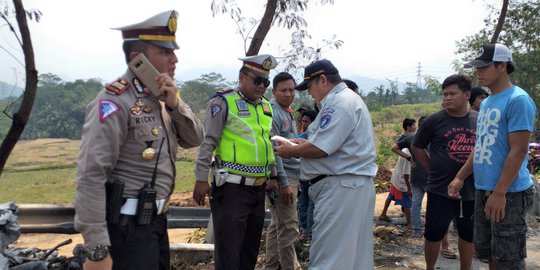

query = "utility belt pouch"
[212,167,229,187]
[105,178,124,224]
[211,157,228,187]
[135,184,157,225]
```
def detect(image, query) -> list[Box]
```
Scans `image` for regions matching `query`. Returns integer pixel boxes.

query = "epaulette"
[216,89,233,95]
[212,89,234,99]
[262,95,269,101]
[105,78,129,95]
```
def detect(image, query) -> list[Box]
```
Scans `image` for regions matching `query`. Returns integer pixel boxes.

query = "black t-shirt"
[397,133,427,186]
[413,110,478,201]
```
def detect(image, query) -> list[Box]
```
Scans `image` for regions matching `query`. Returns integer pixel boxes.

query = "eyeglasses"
[244,72,270,87]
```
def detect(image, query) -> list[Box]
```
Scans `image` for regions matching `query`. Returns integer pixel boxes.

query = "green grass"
[1,161,197,204]
[1,167,77,204]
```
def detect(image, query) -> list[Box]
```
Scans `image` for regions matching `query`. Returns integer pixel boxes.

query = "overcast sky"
[0,0,497,91]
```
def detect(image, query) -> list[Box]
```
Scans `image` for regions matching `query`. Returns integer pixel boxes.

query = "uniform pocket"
[339,178,366,190]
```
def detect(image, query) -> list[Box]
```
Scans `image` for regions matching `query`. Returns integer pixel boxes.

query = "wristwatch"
[87,245,109,261]
[406,156,412,161]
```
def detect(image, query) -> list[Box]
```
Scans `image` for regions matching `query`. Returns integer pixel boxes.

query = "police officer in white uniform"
[275,59,378,270]
[74,10,204,270]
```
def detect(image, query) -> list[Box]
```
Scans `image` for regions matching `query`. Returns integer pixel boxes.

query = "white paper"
[271,135,298,146]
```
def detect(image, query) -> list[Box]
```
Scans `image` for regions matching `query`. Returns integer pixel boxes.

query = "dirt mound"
[169,191,201,207]
[374,165,392,193]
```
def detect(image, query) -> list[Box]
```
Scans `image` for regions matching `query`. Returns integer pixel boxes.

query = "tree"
[386,79,398,105]
[179,73,235,113]
[455,0,540,106]
[374,84,385,106]
[0,0,40,177]
[18,75,102,140]
[210,0,340,64]
[423,75,442,96]
[403,83,416,104]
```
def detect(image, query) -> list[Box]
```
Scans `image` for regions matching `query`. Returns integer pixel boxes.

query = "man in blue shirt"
[449,43,537,270]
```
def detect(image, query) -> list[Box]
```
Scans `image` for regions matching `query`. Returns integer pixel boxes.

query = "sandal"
[441,248,458,259]
[378,215,393,222]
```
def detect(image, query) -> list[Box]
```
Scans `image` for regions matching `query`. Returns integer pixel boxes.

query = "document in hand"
[270,135,298,146]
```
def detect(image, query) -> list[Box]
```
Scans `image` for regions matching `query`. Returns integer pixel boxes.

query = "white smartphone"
[128,53,161,96]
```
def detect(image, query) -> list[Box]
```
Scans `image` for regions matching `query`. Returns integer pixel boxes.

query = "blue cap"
[295,59,339,91]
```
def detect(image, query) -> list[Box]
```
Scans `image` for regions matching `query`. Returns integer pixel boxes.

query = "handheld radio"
[136,138,165,225]
[267,189,277,206]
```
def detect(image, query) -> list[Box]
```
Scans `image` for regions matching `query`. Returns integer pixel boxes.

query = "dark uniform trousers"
[211,182,266,270]
[108,214,170,270]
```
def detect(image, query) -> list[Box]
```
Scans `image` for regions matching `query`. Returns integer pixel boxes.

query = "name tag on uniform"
[236,100,251,117]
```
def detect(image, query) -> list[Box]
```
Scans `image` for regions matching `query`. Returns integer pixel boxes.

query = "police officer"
[74,10,204,270]
[275,59,378,269]
[193,54,279,270]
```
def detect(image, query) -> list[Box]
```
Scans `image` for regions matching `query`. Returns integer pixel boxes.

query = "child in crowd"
[378,148,412,230]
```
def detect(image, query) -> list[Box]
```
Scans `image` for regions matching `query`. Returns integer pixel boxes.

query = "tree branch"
[490,0,509,44]
[246,0,278,56]
[0,0,38,177]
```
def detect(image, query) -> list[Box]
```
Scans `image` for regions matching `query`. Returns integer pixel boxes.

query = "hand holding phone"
[128,53,161,97]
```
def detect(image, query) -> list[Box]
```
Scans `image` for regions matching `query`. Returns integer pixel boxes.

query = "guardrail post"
[204,213,214,244]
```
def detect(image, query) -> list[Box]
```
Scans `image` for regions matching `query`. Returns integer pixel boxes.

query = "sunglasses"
[244,72,270,87]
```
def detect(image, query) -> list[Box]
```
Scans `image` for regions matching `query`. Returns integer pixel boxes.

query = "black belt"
[308,175,329,186]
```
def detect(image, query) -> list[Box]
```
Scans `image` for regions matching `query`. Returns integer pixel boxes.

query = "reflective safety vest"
[215,92,275,177]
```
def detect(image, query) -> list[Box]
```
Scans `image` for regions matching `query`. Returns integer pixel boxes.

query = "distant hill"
[175,66,412,93]
[343,74,409,94]
[0,81,23,99]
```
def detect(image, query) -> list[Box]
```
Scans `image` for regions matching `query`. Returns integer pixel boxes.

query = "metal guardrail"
[17,204,272,234]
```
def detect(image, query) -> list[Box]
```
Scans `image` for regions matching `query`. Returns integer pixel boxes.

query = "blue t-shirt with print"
[473,85,536,192]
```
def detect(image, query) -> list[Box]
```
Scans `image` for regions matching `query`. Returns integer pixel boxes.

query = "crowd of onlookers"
[529,142,540,174]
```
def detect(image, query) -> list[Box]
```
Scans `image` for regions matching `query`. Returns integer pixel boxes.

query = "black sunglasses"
[244,72,270,87]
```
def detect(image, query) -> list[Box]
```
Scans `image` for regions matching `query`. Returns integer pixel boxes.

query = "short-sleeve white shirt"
[390,148,411,191]
[300,82,378,180]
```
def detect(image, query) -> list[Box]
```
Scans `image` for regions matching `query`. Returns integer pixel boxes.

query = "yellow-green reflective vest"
[216,92,275,177]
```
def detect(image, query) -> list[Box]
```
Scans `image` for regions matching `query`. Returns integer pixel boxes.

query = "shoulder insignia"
[105,79,129,95]
[320,107,335,129]
[99,99,120,122]
[210,104,222,118]
[320,113,332,129]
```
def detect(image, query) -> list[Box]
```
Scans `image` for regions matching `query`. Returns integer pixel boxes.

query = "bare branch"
[0,10,22,46]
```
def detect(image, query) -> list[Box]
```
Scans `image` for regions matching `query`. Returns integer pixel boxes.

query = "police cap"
[238,54,278,79]
[113,10,179,50]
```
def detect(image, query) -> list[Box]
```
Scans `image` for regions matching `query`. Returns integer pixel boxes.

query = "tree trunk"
[491,0,509,44]
[246,0,277,56]
[0,0,38,177]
